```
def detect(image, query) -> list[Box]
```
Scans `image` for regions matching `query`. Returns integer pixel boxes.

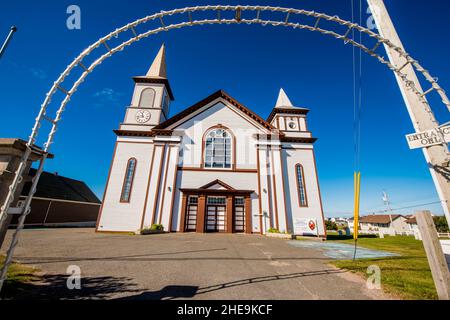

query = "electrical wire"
[352,0,363,261]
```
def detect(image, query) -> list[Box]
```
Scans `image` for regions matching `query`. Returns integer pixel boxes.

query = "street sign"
[406,124,450,150]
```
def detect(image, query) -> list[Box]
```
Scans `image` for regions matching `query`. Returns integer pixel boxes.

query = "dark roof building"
[13,169,101,227]
[22,169,100,203]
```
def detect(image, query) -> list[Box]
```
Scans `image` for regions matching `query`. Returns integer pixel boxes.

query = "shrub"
[433,216,449,233]
[268,228,280,233]
[150,224,164,231]
[325,220,338,231]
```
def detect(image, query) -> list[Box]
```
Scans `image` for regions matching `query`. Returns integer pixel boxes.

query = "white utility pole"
[0,26,17,60]
[382,191,395,234]
[367,0,450,225]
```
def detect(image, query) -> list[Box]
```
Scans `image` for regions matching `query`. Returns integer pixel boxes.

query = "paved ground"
[1,228,390,300]
[288,240,399,260]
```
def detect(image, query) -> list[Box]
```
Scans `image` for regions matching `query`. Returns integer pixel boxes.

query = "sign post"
[406,124,450,150]
[416,211,450,300]
[367,0,450,226]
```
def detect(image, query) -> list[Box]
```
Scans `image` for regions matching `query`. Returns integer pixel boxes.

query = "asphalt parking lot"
[1,228,389,300]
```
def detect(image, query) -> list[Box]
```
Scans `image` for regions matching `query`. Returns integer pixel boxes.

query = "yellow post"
[353,172,361,240]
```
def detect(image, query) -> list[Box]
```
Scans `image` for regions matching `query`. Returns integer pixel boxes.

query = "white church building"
[96,45,326,237]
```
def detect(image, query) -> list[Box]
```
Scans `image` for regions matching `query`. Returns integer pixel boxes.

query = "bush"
[268,228,280,234]
[325,220,338,231]
[150,224,164,231]
[433,216,449,233]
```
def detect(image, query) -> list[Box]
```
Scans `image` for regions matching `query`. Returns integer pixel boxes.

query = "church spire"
[146,44,167,78]
[275,88,294,109]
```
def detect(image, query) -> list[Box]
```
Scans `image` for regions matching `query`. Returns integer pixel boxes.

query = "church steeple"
[275,88,294,109]
[267,88,311,136]
[146,44,167,78]
[118,44,174,132]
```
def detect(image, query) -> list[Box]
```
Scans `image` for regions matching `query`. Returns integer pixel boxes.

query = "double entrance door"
[206,205,226,232]
[184,195,247,233]
[206,196,226,232]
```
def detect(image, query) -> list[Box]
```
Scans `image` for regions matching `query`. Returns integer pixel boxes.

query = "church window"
[204,128,232,169]
[139,88,156,108]
[295,164,308,207]
[120,158,137,202]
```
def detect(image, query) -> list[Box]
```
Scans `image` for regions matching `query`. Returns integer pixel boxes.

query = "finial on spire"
[146,44,167,78]
[275,88,294,109]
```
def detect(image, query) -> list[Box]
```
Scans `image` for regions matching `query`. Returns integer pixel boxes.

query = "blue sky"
[1,0,449,217]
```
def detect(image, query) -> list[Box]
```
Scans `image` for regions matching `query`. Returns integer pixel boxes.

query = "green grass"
[0,255,40,297]
[328,236,437,300]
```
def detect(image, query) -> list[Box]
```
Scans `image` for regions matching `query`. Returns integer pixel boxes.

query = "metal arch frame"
[0,5,449,289]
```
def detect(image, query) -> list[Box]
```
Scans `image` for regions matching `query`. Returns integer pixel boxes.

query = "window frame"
[120,158,137,203]
[138,88,156,108]
[202,126,234,170]
[295,164,308,207]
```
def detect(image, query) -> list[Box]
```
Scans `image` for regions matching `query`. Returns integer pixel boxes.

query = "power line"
[368,200,444,214]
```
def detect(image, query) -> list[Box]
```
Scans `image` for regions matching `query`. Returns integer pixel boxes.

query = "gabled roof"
[21,169,101,203]
[200,179,236,191]
[360,214,404,224]
[405,217,417,225]
[153,90,277,132]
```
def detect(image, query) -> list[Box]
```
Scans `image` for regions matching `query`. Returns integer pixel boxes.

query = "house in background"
[349,214,412,236]
[405,216,419,232]
[11,168,101,227]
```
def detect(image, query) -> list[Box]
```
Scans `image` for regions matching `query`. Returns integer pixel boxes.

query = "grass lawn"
[0,255,40,298]
[328,236,437,300]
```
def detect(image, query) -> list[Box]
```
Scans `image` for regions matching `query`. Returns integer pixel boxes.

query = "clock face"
[135,110,151,123]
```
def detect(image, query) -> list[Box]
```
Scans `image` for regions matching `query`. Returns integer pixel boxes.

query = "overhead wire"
[352,0,363,261]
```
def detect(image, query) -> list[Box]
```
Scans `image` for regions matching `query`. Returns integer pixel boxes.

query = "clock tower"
[119,44,174,132]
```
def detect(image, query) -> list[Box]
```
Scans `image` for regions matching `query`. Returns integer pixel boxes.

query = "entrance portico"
[179,180,253,234]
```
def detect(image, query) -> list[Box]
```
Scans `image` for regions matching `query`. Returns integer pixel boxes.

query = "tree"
[325,220,338,231]
[433,216,449,233]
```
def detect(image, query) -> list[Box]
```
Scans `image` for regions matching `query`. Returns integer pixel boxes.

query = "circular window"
[288,122,297,129]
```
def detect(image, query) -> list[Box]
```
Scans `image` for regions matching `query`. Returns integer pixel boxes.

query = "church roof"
[133,44,174,100]
[153,90,277,132]
[267,89,310,123]
[146,44,167,78]
[275,88,294,108]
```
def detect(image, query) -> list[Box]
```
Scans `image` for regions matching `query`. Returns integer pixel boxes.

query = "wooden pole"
[416,210,450,300]
[367,0,450,225]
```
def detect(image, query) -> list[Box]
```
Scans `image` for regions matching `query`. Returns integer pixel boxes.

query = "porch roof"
[179,188,254,196]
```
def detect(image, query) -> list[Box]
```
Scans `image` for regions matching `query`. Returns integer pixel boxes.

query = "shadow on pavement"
[116,285,199,300]
[1,274,139,300]
[2,269,346,300]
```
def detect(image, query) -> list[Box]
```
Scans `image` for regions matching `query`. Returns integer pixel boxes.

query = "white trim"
[255,141,282,147]
[154,136,182,143]
[9,221,97,228]
[167,98,272,133]
[19,196,101,206]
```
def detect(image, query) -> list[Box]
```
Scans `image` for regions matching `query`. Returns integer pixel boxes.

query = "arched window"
[204,128,232,169]
[120,158,137,202]
[139,88,155,108]
[295,164,308,207]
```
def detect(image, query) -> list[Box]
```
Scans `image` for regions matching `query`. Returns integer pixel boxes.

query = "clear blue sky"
[1,0,449,217]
